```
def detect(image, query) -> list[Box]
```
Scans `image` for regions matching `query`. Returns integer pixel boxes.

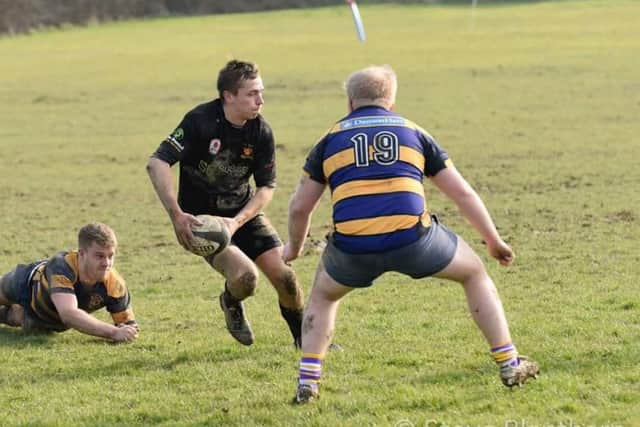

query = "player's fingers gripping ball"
[189,215,231,257]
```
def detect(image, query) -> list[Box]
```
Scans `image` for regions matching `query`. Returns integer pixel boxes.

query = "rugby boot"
[292,384,319,404]
[500,356,540,387]
[219,292,254,346]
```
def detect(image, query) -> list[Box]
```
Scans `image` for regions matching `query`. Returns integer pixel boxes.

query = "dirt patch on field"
[604,210,636,223]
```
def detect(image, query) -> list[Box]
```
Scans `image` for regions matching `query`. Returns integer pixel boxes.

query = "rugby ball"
[190,215,231,257]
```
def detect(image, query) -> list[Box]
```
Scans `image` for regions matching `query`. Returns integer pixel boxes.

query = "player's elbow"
[56,309,79,328]
[146,157,167,177]
[453,187,476,202]
[145,157,158,175]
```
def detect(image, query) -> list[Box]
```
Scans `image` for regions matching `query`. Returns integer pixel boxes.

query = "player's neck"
[78,266,96,285]
[77,259,99,286]
[222,104,247,128]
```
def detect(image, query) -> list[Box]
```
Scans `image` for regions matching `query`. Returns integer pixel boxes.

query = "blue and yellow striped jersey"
[303,106,452,254]
[29,251,135,329]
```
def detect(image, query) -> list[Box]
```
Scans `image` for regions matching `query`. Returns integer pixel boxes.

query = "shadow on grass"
[0,327,57,347]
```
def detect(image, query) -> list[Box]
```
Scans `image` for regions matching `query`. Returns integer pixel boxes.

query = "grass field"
[1,1,639,426]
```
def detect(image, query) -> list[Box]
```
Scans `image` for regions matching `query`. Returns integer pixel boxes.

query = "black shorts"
[322,218,458,288]
[229,213,282,261]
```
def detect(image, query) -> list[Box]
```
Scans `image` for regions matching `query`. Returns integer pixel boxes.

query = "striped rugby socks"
[491,342,519,368]
[298,353,323,392]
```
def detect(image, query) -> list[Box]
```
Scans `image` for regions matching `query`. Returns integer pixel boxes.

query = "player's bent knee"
[232,271,258,298]
[7,305,25,327]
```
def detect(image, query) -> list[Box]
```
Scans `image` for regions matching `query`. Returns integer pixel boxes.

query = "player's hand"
[112,324,139,343]
[119,321,140,333]
[218,216,240,237]
[282,242,300,263]
[172,212,202,252]
[487,239,515,266]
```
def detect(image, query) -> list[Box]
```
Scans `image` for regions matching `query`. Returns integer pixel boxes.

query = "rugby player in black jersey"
[0,223,139,342]
[147,60,303,347]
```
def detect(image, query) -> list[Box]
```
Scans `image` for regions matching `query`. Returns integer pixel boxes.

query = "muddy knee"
[228,271,258,300]
[276,269,303,307]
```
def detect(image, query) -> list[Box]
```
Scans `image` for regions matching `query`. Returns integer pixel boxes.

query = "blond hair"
[78,222,117,250]
[345,65,397,109]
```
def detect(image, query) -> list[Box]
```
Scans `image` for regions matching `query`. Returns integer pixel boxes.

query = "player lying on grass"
[0,222,139,342]
[283,65,539,403]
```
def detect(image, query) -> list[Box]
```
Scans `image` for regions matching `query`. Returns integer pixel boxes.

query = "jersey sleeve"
[302,139,327,184]
[420,131,451,177]
[104,270,136,325]
[253,123,277,188]
[46,253,79,295]
[151,112,199,166]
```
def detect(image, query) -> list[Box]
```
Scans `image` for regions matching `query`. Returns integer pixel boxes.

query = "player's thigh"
[254,246,290,282]
[205,245,258,282]
[432,237,485,284]
[309,261,355,303]
[0,268,19,305]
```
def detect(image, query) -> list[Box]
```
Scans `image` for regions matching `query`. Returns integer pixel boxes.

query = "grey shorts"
[322,218,458,288]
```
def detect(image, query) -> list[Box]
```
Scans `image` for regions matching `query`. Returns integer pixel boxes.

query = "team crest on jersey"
[88,294,104,310]
[166,127,185,151]
[241,146,254,159]
[172,127,184,140]
[209,139,221,155]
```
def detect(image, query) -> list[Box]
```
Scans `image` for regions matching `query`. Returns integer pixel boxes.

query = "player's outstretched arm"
[284,176,325,262]
[146,157,182,220]
[146,157,201,251]
[51,293,138,342]
[429,167,514,266]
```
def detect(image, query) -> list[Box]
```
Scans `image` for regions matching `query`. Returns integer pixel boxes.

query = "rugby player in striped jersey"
[284,65,539,403]
[0,223,138,342]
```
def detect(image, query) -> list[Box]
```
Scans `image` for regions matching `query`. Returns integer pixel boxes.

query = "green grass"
[1,1,639,425]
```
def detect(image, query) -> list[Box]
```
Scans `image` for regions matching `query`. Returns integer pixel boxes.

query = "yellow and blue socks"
[491,342,519,369]
[298,353,323,392]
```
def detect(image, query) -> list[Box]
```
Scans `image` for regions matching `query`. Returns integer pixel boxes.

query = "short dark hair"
[78,222,117,250]
[217,60,260,100]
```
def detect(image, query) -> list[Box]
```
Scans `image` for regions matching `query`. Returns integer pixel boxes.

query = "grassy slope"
[0,1,638,425]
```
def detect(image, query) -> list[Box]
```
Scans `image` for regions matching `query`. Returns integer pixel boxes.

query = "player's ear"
[348,98,354,112]
[222,90,234,103]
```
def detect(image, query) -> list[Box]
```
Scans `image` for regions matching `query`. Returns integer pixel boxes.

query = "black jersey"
[152,99,276,215]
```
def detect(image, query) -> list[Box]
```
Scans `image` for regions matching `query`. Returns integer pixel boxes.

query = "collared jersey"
[304,106,452,254]
[29,251,135,329]
[152,98,276,215]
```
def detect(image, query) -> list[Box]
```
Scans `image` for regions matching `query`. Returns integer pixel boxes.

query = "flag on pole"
[346,0,366,43]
